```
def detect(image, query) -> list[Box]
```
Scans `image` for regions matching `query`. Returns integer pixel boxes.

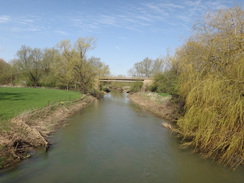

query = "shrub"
[130,82,143,93]
[150,71,178,95]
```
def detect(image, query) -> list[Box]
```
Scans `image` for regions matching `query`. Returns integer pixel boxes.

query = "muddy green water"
[0,92,243,183]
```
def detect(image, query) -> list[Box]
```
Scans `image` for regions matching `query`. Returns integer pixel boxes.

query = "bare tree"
[128,57,166,78]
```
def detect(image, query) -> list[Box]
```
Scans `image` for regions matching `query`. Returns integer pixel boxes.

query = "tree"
[175,6,244,169]
[14,46,44,87]
[53,37,109,92]
[150,70,178,95]
[128,57,166,78]
[0,59,12,85]
[11,37,110,91]
[40,48,59,87]
[54,40,76,89]
[72,37,96,93]
[88,57,110,77]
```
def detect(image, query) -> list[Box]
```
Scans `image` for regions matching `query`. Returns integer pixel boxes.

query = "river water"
[0,92,243,183]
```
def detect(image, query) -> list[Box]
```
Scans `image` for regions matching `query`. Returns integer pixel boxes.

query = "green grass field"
[0,87,82,122]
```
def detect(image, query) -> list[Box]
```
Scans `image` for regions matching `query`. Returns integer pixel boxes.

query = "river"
[0,91,243,183]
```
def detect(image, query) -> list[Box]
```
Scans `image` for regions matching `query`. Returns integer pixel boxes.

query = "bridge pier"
[141,79,153,92]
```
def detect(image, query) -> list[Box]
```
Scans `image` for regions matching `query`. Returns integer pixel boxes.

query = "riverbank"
[128,92,179,122]
[0,95,96,169]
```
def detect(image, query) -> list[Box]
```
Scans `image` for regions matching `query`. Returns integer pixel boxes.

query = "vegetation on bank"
[130,7,243,169]
[0,37,110,169]
[129,92,178,121]
[0,87,82,123]
[0,6,242,170]
[0,37,110,93]
[175,7,243,169]
[0,93,95,169]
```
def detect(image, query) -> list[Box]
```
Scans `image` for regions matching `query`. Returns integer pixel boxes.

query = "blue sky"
[0,0,242,75]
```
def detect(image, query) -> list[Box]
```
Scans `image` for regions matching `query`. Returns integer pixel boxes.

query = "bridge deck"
[99,78,146,82]
[99,80,142,82]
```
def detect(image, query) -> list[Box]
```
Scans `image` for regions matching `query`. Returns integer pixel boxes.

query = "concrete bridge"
[98,77,152,91]
[99,77,146,82]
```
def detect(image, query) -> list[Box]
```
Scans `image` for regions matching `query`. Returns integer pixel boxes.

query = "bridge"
[98,77,153,91]
[99,77,147,83]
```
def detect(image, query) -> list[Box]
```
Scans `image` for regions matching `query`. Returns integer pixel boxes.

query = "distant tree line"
[129,6,243,169]
[128,57,168,78]
[0,37,110,93]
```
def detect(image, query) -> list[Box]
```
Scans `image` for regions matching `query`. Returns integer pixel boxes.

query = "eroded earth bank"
[0,95,96,169]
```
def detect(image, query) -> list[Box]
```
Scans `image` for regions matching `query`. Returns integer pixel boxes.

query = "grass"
[0,87,82,122]
[158,93,170,97]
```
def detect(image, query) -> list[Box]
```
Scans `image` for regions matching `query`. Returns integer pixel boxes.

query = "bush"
[89,89,104,99]
[130,82,143,93]
[150,71,178,95]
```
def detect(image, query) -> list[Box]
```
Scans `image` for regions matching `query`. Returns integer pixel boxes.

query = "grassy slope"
[0,87,82,122]
[129,92,178,121]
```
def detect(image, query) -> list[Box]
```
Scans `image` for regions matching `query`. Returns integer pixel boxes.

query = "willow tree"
[176,7,243,169]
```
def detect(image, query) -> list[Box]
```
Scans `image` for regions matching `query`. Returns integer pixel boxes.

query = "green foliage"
[88,89,104,99]
[10,38,110,92]
[0,87,82,122]
[101,85,110,92]
[13,46,44,87]
[0,59,12,85]
[130,82,143,93]
[39,74,58,88]
[0,158,5,169]
[158,93,170,97]
[176,7,244,169]
[150,71,178,95]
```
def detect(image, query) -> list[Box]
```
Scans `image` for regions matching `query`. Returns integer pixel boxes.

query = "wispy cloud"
[205,1,229,10]
[0,0,239,35]
[10,27,39,32]
[0,15,11,23]
[145,4,169,17]
[98,15,118,26]
[17,18,35,25]
[157,3,185,10]
[67,0,233,34]
[54,30,70,36]
[0,15,41,32]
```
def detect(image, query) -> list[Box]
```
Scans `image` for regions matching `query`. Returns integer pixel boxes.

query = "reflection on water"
[0,91,243,183]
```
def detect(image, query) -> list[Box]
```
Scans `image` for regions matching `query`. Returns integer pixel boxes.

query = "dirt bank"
[0,95,96,169]
[128,92,179,122]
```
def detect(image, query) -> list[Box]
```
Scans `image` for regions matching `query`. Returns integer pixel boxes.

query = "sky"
[0,0,243,75]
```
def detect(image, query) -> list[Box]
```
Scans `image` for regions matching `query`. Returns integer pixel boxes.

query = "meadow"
[0,87,82,122]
